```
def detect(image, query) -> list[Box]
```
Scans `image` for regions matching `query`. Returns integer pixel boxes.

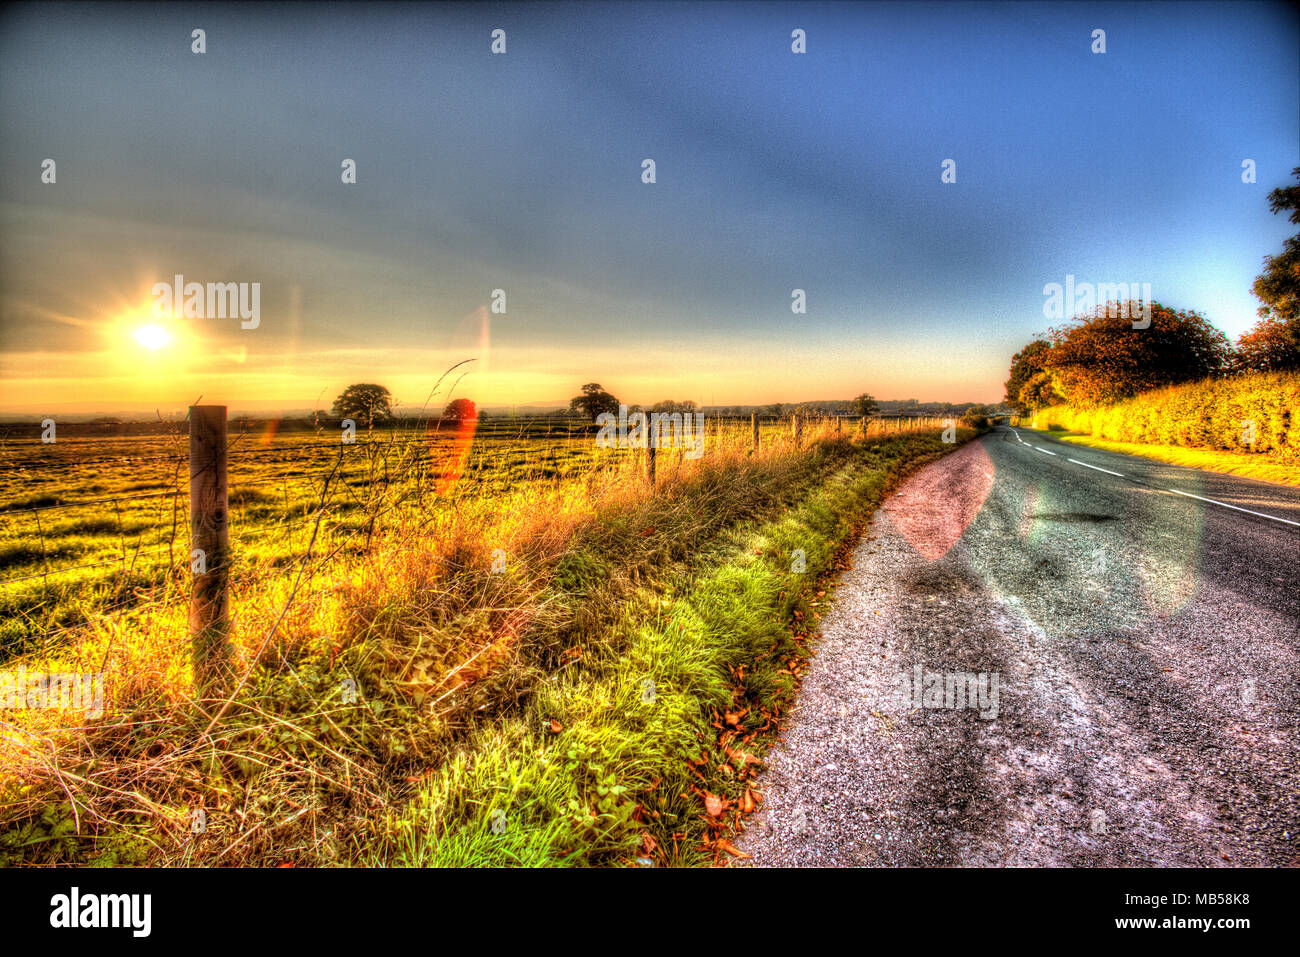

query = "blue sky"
[1,1,1296,412]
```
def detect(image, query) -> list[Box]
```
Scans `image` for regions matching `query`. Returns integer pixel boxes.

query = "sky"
[1,1,1296,415]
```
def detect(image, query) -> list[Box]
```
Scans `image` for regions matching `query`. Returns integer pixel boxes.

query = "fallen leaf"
[715,838,751,859]
[549,719,563,733]
[703,792,727,817]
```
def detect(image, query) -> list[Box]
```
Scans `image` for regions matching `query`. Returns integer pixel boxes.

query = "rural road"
[735,426,1300,866]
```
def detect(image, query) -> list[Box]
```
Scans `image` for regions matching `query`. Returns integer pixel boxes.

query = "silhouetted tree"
[569,382,620,421]
[851,393,879,417]
[441,398,478,421]
[332,383,392,428]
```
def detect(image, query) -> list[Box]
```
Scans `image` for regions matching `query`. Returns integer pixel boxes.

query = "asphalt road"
[736,427,1300,866]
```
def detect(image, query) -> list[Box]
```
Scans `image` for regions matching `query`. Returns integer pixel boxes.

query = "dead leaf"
[715,838,751,859]
[549,719,563,733]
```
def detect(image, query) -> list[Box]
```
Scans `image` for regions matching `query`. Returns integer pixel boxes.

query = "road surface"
[735,426,1300,866]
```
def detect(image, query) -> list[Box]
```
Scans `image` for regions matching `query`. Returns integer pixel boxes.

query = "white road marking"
[1067,457,1124,477]
[1161,487,1300,528]
[1002,428,1300,530]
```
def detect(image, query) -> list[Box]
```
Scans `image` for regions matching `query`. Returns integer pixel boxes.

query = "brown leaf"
[549,719,563,733]
[715,838,751,859]
[739,789,756,814]
[640,831,659,857]
[703,792,727,817]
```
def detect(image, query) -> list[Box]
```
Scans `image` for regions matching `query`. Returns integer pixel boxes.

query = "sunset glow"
[133,324,172,351]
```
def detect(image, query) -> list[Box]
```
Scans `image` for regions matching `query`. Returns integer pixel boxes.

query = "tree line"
[1005,168,1300,415]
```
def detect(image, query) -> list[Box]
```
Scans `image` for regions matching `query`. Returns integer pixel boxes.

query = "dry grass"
[0,414,949,865]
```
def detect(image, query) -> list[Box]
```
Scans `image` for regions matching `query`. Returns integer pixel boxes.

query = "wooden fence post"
[752,412,759,452]
[835,415,841,434]
[189,404,233,695]
[792,414,802,447]
[646,418,657,487]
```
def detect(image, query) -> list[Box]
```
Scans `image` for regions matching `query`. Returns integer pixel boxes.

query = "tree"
[1018,370,1064,412]
[1043,302,1231,406]
[569,382,620,421]
[1252,166,1300,325]
[1243,167,1300,371]
[332,383,392,427]
[851,393,879,416]
[649,399,698,413]
[1004,339,1052,415]
[1236,316,1300,373]
[441,398,478,421]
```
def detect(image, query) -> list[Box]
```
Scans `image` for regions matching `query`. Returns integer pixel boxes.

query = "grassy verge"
[1024,427,1300,488]
[374,429,975,867]
[1,422,975,867]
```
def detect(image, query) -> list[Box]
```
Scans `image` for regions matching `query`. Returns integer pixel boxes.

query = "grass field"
[0,414,971,866]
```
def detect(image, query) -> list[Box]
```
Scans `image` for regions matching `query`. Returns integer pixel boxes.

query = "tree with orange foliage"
[1043,302,1231,407]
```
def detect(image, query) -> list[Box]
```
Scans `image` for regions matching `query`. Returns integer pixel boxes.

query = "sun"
[134,324,172,350]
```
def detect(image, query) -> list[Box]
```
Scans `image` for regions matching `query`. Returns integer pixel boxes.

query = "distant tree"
[1004,339,1052,415]
[441,398,478,421]
[764,403,786,416]
[649,399,698,414]
[1252,166,1300,326]
[1043,302,1232,406]
[850,393,879,417]
[569,382,620,422]
[332,383,392,427]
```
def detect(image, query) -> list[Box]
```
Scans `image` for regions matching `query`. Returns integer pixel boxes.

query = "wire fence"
[0,408,952,665]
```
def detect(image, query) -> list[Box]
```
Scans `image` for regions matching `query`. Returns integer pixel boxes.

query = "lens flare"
[431,403,479,494]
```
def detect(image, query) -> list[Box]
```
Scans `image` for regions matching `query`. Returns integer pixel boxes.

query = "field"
[0,419,619,659]
[0,414,971,866]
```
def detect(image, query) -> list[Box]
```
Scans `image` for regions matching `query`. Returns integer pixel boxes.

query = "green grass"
[1,417,974,867]
[375,432,968,867]
[1026,427,1300,488]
